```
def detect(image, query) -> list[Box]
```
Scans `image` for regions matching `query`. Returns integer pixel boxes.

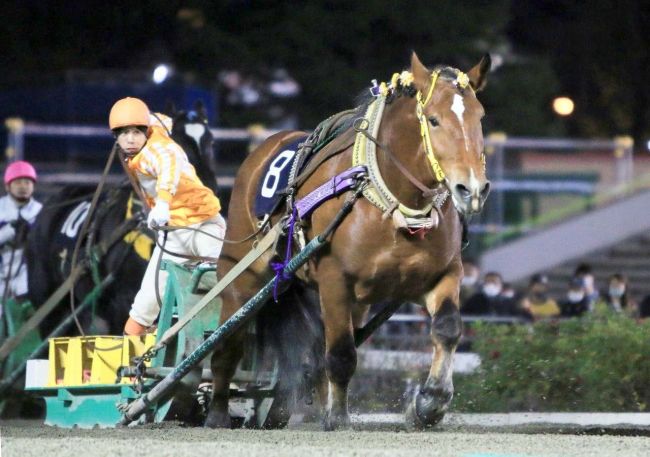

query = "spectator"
[462,272,517,316]
[638,295,650,320]
[460,258,480,306]
[499,282,524,317]
[500,282,517,301]
[558,277,590,318]
[600,273,637,316]
[1,161,42,305]
[521,273,560,320]
[574,263,599,310]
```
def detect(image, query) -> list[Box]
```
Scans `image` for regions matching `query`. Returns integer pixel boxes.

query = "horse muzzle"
[450,180,490,216]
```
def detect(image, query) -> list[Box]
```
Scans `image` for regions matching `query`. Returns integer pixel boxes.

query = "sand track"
[2,419,649,457]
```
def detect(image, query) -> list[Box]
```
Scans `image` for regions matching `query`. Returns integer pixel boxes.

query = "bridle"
[351,67,486,228]
[414,68,486,184]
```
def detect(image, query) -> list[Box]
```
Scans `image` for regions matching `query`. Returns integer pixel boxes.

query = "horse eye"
[428,117,439,127]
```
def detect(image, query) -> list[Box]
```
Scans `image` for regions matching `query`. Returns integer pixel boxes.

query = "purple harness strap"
[270,207,297,301]
[268,166,366,300]
[294,165,367,219]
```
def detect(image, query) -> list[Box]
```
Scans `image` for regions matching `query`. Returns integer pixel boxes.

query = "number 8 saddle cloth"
[254,135,309,219]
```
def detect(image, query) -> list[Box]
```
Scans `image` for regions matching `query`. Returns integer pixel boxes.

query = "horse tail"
[255,281,324,423]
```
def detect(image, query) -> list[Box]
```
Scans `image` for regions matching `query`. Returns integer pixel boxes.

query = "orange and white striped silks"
[127,113,221,226]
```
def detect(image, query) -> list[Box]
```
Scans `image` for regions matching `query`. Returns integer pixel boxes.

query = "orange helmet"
[109,97,150,130]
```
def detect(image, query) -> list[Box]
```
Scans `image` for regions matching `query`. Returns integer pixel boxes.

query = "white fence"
[4,119,635,235]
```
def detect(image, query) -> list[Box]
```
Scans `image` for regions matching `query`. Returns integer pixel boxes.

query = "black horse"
[168,100,219,195]
[26,185,151,336]
[26,104,218,336]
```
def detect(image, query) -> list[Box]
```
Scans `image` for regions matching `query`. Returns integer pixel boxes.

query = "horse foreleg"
[407,271,462,429]
[320,286,356,431]
[205,280,251,428]
[205,327,245,428]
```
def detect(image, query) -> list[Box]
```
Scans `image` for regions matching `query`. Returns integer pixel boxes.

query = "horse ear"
[467,54,491,92]
[164,100,177,116]
[410,52,431,92]
[193,99,208,120]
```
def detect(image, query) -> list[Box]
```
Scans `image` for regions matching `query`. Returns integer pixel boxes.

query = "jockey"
[108,97,226,336]
[0,161,43,305]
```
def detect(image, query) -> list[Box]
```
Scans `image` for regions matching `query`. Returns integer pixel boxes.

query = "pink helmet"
[4,160,37,185]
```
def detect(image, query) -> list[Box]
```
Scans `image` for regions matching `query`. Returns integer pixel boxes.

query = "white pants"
[129,214,226,327]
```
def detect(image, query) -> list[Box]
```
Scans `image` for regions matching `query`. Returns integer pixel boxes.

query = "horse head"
[408,53,491,216]
[167,100,219,194]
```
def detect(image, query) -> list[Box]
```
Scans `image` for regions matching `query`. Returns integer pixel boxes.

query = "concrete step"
[609,245,650,257]
[482,188,650,282]
[513,232,650,302]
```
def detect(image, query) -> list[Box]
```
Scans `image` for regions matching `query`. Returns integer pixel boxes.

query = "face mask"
[567,291,584,303]
[462,275,478,287]
[609,286,625,298]
[582,276,594,289]
[501,290,515,299]
[483,283,501,297]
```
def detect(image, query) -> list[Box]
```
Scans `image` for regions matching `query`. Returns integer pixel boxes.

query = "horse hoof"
[405,387,451,430]
[405,401,445,431]
[204,410,231,429]
[322,412,351,431]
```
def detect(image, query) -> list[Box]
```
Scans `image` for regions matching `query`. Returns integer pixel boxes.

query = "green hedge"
[453,309,650,412]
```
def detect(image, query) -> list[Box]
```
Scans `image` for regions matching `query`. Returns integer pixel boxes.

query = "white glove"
[0,223,16,245]
[147,200,170,229]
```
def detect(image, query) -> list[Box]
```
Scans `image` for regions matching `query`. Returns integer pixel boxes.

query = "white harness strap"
[352,96,446,228]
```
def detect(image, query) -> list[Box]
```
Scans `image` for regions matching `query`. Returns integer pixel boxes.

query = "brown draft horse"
[208,53,491,430]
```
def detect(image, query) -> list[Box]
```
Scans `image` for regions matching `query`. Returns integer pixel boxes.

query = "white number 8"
[261,149,296,198]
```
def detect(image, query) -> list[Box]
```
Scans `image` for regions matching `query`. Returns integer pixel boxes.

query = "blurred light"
[490,53,504,70]
[177,8,205,29]
[552,96,574,116]
[152,64,170,84]
[646,139,650,152]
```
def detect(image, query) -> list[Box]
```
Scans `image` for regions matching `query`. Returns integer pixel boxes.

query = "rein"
[42,191,104,211]
[151,225,219,263]
[68,142,120,334]
[352,94,445,222]
[152,220,267,261]
[353,118,439,199]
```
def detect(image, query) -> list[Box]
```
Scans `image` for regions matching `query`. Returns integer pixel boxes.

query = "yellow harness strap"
[415,70,446,182]
[352,68,473,223]
[123,194,154,261]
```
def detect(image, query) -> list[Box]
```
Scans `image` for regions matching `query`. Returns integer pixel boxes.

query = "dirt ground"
[2,419,649,457]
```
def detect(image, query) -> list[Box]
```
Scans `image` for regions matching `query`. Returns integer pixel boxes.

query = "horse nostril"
[455,183,471,199]
[481,181,491,198]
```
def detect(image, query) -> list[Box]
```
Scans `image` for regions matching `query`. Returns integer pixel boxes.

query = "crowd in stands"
[460,260,650,321]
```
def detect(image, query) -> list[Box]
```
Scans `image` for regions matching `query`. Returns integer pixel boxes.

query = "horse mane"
[354,65,461,109]
[39,184,98,212]
[353,80,415,109]
[49,183,128,200]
